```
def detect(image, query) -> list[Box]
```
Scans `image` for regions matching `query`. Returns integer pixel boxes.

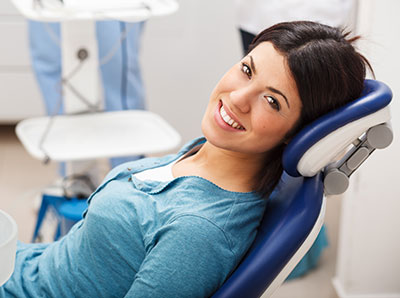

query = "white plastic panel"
[297,106,391,177]
[61,21,101,114]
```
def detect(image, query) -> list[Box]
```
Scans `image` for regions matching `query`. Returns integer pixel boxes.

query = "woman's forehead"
[247,42,301,108]
[247,42,285,70]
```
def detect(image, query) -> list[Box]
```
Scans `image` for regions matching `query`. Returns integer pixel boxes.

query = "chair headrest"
[283,80,393,177]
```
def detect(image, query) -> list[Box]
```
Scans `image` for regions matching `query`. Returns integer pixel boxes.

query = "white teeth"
[219,105,243,130]
[220,108,227,117]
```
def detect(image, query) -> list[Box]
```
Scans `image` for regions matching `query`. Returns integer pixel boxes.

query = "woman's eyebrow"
[266,86,290,109]
[249,55,290,109]
[249,55,257,75]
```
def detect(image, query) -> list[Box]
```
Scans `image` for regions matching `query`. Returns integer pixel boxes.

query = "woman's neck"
[172,141,266,193]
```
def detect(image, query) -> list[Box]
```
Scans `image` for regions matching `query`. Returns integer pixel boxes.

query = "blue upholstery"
[212,80,393,297]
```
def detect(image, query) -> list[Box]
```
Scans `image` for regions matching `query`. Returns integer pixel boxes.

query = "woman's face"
[201,41,302,157]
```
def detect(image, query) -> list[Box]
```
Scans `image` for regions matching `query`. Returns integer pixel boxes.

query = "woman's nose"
[230,87,254,113]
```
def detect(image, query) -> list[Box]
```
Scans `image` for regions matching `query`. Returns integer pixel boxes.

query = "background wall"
[0,0,44,122]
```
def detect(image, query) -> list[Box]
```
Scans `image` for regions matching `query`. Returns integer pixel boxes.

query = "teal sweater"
[1,138,266,297]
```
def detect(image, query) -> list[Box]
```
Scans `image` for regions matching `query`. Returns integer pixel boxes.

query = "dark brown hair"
[249,21,373,198]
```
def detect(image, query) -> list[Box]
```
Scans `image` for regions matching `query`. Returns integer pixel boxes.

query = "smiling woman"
[185,21,371,197]
[0,21,372,298]
[194,41,302,193]
[202,42,301,153]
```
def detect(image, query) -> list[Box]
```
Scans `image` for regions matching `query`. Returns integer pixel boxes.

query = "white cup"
[0,209,18,286]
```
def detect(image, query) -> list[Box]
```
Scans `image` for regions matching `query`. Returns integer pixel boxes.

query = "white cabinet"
[0,0,44,123]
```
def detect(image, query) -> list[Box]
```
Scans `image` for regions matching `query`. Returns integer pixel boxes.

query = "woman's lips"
[214,100,245,131]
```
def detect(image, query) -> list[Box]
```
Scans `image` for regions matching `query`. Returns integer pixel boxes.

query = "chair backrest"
[212,80,393,298]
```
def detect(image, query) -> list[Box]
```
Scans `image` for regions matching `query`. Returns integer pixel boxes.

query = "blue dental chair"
[212,80,393,298]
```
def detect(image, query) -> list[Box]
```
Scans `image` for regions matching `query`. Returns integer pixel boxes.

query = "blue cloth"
[28,20,145,168]
[0,138,267,297]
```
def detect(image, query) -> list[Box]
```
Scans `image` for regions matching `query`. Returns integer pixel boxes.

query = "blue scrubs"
[28,20,145,168]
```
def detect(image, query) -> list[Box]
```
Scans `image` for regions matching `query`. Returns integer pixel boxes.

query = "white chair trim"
[262,196,327,297]
[298,107,391,177]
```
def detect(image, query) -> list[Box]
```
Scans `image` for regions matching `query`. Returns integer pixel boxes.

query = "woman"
[1,21,371,297]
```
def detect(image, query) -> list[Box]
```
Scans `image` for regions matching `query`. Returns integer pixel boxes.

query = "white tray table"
[16,110,181,162]
[10,0,178,22]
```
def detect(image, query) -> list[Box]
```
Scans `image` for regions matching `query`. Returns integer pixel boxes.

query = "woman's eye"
[241,63,252,79]
[265,96,281,111]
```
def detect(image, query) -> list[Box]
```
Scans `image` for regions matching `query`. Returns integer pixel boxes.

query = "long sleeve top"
[0,138,266,297]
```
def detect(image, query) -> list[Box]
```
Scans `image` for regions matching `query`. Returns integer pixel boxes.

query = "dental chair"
[212,79,393,298]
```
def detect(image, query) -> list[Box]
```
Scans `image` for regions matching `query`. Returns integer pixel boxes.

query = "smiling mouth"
[219,103,245,130]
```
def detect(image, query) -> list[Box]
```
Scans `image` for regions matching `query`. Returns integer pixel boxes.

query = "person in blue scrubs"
[28,20,146,169]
